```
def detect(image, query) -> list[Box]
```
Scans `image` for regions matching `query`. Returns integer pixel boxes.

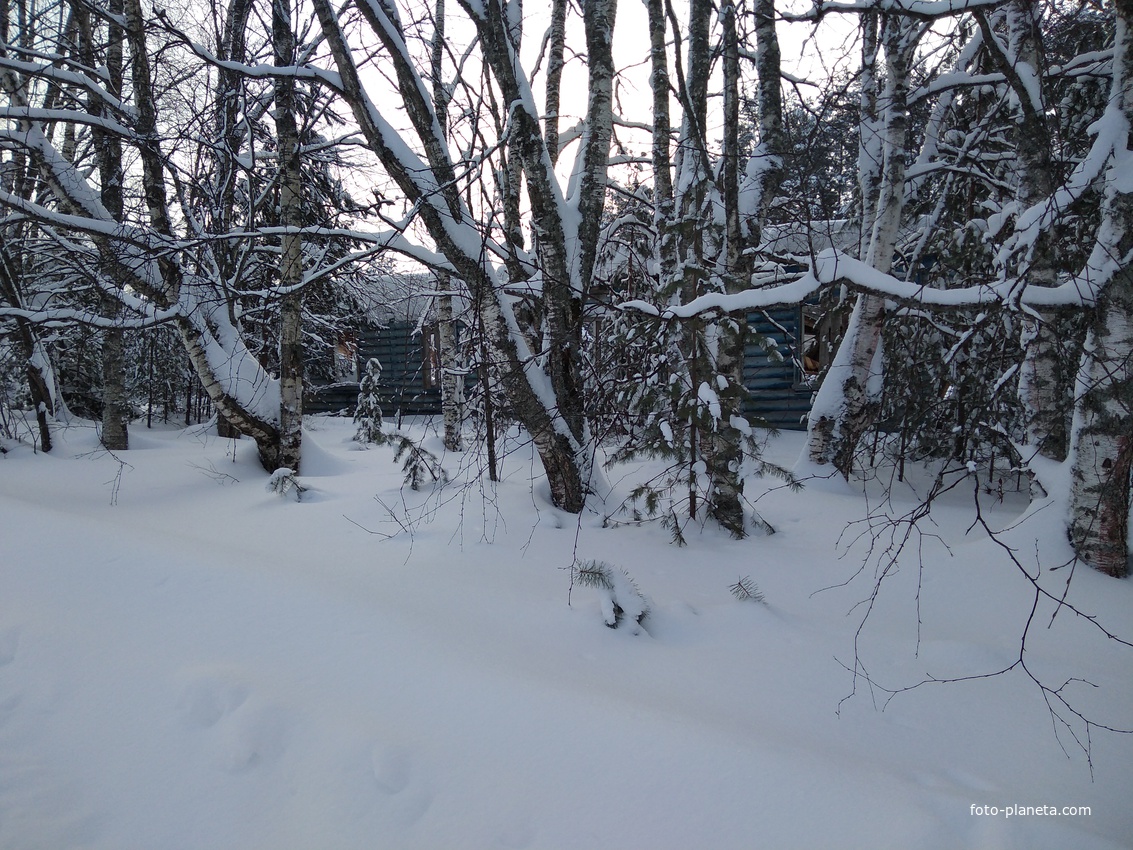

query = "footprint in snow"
[175,669,290,774]
[176,672,250,729]
[370,744,411,794]
[218,703,290,774]
[495,814,537,849]
[370,743,433,825]
[0,627,20,667]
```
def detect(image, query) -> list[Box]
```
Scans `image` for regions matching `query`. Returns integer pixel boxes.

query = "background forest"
[2,0,1130,578]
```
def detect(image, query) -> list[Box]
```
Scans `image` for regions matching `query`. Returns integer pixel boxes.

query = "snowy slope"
[1,417,1130,849]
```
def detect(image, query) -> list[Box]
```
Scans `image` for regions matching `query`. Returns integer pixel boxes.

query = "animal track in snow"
[177,672,250,730]
[370,744,411,794]
[0,628,21,731]
[0,627,20,667]
[175,669,291,774]
[369,743,433,826]
[217,703,290,774]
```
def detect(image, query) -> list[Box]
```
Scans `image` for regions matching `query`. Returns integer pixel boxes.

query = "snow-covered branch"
[786,0,1005,22]
[624,246,1109,322]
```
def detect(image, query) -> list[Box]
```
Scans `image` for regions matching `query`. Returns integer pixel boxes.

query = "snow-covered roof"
[354,272,470,326]
[759,219,860,259]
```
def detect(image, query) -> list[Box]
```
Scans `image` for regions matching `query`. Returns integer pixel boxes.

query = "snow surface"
[1,416,1131,849]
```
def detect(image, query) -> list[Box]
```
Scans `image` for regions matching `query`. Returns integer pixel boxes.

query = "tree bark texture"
[644,0,675,283]
[430,0,463,452]
[0,246,55,452]
[979,1,1067,460]
[806,14,916,476]
[273,0,304,474]
[79,0,130,451]
[704,0,754,537]
[544,0,566,166]
[1068,0,1133,577]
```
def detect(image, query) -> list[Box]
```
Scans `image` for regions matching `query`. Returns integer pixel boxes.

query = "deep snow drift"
[1,416,1130,849]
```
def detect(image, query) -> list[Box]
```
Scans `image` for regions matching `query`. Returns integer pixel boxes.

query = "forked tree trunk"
[312,0,615,512]
[3,0,291,471]
[124,0,285,472]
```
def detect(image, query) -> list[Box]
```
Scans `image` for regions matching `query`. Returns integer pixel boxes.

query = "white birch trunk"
[1067,0,1133,577]
[544,0,567,167]
[274,0,304,474]
[81,0,129,451]
[983,1,1066,459]
[805,15,916,475]
[430,0,463,453]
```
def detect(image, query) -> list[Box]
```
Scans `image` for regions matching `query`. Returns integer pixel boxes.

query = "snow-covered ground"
[1,416,1130,849]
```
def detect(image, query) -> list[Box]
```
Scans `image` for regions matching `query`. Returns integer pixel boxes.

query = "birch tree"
[1068,0,1133,578]
[636,0,1129,573]
[309,0,618,512]
[966,0,1067,463]
[0,0,73,451]
[805,12,921,476]
[430,0,463,454]
[73,0,130,450]
[600,0,791,537]
[0,0,347,473]
[272,0,304,472]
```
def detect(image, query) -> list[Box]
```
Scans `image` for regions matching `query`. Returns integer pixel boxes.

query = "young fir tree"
[354,358,385,444]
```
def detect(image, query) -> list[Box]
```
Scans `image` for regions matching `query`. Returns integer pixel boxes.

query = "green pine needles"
[353,356,447,491]
[594,308,797,541]
[729,575,766,604]
[354,357,384,444]
[390,434,448,491]
[266,467,306,501]
[574,560,650,630]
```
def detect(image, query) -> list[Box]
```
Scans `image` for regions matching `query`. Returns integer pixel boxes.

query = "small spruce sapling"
[574,560,650,631]
[391,434,448,490]
[266,467,306,501]
[354,358,386,444]
[353,357,449,490]
[729,575,766,603]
